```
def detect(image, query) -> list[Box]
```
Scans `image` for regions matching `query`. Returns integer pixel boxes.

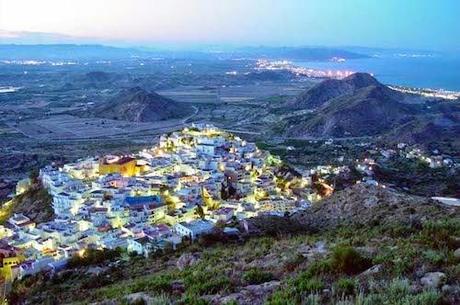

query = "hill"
[289,72,383,110]
[384,112,460,156]
[273,72,460,153]
[92,87,194,122]
[284,78,417,137]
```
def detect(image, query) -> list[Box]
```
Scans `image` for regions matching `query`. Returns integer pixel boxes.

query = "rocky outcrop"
[176,253,201,271]
[420,272,447,289]
[293,184,460,230]
[209,281,281,305]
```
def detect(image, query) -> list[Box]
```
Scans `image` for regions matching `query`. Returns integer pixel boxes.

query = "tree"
[29,169,40,184]
[195,204,205,220]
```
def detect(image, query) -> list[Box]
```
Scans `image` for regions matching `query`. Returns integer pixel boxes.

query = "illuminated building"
[99,156,137,177]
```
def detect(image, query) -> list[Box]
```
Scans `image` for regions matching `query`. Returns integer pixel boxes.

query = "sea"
[295,51,460,92]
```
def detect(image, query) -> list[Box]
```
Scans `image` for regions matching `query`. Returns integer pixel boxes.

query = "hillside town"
[0,124,315,283]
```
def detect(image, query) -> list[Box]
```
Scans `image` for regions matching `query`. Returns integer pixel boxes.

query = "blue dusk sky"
[0,0,459,51]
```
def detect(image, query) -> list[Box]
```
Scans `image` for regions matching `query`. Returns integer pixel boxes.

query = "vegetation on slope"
[0,172,53,224]
[8,188,460,304]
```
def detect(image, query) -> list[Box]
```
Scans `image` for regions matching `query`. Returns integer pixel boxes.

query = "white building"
[174,220,214,240]
[52,192,83,218]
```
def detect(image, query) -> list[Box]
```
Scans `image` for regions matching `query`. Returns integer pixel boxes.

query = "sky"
[0,0,459,50]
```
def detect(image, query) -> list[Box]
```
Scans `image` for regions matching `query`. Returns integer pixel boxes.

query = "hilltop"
[286,84,416,137]
[288,73,383,110]
[91,87,194,122]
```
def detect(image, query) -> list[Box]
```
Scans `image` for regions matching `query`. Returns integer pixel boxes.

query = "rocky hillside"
[9,185,460,305]
[293,183,459,230]
[384,113,460,156]
[289,85,416,137]
[92,87,194,122]
[276,73,460,151]
[288,73,383,110]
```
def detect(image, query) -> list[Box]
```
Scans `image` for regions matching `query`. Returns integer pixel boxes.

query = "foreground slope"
[10,185,460,305]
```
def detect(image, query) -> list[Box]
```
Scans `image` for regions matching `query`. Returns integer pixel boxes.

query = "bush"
[284,254,305,272]
[295,276,324,293]
[330,246,372,275]
[334,278,356,296]
[420,219,460,250]
[265,289,298,305]
[183,268,233,295]
[179,295,210,305]
[356,279,440,305]
[305,259,333,277]
[422,249,447,267]
[242,268,274,285]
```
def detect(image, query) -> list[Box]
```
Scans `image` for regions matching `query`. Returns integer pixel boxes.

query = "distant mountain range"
[277,73,460,153]
[0,44,366,61]
[91,87,194,122]
[0,44,149,60]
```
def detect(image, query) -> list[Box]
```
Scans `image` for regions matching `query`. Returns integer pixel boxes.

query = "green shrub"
[356,279,440,305]
[242,268,274,285]
[179,295,210,305]
[295,276,324,293]
[265,289,297,305]
[334,278,356,296]
[422,249,447,267]
[183,267,232,295]
[283,253,305,272]
[303,294,321,305]
[304,259,332,277]
[373,243,419,276]
[330,246,372,275]
[400,290,440,305]
[420,219,460,250]
[386,278,411,303]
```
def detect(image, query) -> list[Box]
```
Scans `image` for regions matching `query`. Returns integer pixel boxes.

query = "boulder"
[120,292,151,304]
[297,241,328,258]
[359,264,382,276]
[213,281,281,305]
[420,272,446,289]
[453,248,460,259]
[176,253,201,271]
